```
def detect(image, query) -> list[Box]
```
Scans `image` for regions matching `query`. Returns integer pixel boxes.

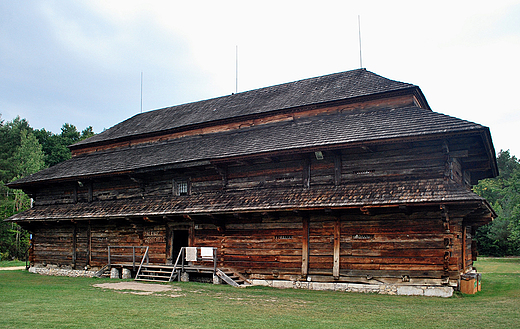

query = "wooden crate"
[460,274,478,294]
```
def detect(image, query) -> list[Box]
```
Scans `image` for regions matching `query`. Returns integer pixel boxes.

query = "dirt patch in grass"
[93,281,185,297]
[0,266,25,271]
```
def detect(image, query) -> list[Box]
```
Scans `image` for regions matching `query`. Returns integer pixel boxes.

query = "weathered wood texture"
[89,221,166,267]
[71,95,419,157]
[73,222,89,268]
[32,138,473,207]
[192,213,304,277]
[31,223,74,266]
[25,136,485,281]
[28,206,475,281]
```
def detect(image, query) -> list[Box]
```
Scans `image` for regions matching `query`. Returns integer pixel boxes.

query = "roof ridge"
[72,69,417,148]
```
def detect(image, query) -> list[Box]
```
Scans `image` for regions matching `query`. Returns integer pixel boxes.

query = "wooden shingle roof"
[9,106,489,187]
[72,69,423,149]
[6,179,493,222]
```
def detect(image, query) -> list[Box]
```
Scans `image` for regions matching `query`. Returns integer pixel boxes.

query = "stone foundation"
[250,279,453,298]
[26,266,453,298]
[110,268,120,279]
[29,266,97,278]
[122,268,132,279]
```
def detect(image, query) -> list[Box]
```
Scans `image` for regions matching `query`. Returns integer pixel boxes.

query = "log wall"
[28,206,473,282]
[32,223,74,266]
[32,138,469,207]
[26,135,481,282]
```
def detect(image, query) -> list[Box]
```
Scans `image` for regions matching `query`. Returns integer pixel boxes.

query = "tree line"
[473,150,520,256]
[0,115,94,260]
[1,114,519,260]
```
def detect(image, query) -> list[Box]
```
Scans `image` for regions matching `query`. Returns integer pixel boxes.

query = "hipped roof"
[71,69,424,149]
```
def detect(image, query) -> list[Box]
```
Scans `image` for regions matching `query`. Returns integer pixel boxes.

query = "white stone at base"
[251,279,453,298]
[122,268,132,279]
[180,272,190,282]
[110,268,120,279]
[28,266,97,278]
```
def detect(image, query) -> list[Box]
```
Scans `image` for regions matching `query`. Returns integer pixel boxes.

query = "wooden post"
[132,246,136,270]
[301,215,309,278]
[87,181,93,203]
[87,221,91,267]
[302,157,311,188]
[334,153,341,186]
[72,224,77,269]
[462,225,467,272]
[73,184,78,203]
[333,217,340,279]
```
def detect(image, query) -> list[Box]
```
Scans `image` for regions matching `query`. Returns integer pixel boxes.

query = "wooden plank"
[302,157,311,188]
[462,225,466,272]
[334,153,341,186]
[301,215,309,278]
[333,217,340,278]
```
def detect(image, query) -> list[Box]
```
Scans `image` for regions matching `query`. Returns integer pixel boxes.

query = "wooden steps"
[135,265,176,282]
[216,268,250,287]
[94,264,110,278]
[132,264,250,287]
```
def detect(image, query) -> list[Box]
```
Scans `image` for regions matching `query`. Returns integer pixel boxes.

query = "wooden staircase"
[135,265,177,282]
[216,268,250,287]
[108,246,250,287]
[133,264,249,287]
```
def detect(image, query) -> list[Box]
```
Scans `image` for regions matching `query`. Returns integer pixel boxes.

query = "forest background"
[1,115,519,261]
[0,115,93,260]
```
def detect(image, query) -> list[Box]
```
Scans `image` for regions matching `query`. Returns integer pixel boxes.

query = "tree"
[0,116,95,260]
[0,116,33,182]
[0,118,44,260]
[34,123,93,167]
[12,130,45,179]
[473,150,520,256]
[0,182,31,260]
[80,126,95,141]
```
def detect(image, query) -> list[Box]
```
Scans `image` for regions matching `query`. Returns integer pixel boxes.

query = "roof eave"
[11,126,490,189]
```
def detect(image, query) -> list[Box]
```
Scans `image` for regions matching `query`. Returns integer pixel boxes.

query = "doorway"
[167,229,190,264]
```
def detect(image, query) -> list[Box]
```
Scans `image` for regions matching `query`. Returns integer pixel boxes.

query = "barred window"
[178,181,188,196]
[173,179,190,196]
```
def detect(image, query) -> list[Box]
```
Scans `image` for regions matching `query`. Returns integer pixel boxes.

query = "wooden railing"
[107,246,149,270]
[170,247,217,281]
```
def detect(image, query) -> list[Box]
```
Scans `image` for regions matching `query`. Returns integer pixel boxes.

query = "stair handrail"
[135,246,150,279]
[168,247,185,282]
[168,247,218,281]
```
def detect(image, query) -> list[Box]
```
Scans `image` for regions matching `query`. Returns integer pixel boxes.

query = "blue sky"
[1,0,520,157]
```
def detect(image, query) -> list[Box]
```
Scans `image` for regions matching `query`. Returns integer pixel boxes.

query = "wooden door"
[308,215,336,276]
[167,228,190,264]
[73,222,90,269]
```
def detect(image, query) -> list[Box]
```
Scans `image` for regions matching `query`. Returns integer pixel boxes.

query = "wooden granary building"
[8,69,497,293]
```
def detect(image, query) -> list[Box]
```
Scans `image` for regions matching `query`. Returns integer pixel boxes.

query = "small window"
[353,170,374,175]
[352,234,373,240]
[275,235,293,240]
[178,181,188,196]
[173,179,190,196]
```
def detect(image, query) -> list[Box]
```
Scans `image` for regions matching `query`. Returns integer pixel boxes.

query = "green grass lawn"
[0,260,26,267]
[1,258,519,329]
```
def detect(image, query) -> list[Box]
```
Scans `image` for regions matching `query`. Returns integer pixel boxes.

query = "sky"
[1,0,520,157]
